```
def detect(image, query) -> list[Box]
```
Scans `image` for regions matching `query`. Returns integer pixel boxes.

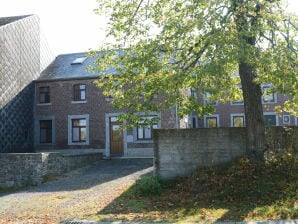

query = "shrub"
[134,175,163,197]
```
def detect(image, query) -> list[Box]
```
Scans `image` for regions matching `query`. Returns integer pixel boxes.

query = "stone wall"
[154,126,298,180]
[0,152,102,188]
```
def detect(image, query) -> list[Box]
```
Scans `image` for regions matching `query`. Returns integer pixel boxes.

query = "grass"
[93,149,298,223]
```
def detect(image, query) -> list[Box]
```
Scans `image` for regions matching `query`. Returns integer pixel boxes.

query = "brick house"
[34,53,178,157]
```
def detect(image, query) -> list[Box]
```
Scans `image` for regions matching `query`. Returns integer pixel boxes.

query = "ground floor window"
[40,120,52,143]
[68,114,89,145]
[72,119,87,142]
[282,115,290,125]
[264,114,277,126]
[231,114,245,127]
[205,115,219,128]
[137,116,158,140]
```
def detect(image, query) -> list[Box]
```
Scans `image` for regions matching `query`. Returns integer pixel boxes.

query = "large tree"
[92,0,298,161]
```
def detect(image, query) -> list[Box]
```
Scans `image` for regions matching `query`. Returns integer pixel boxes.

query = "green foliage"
[91,0,298,123]
[264,148,298,174]
[133,175,163,197]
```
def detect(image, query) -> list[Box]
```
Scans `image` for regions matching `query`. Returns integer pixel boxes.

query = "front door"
[109,117,124,156]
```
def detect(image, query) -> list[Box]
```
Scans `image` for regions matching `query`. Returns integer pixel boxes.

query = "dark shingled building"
[0,15,53,152]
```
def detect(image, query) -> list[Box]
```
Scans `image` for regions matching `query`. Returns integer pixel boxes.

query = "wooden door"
[110,119,124,156]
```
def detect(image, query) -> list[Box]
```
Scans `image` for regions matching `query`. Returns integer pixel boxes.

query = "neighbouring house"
[183,88,297,129]
[0,14,54,153]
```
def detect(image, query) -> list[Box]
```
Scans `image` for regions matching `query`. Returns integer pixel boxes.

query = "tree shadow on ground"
[95,156,297,222]
[0,158,153,195]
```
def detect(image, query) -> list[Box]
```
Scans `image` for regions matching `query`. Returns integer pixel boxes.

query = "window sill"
[71,100,87,104]
[230,102,244,106]
[37,103,52,106]
[262,101,277,104]
[134,139,153,144]
[68,142,89,146]
[37,142,54,146]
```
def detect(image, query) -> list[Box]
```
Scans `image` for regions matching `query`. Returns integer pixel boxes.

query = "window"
[231,114,245,127]
[283,115,290,125]
[137,116,158,140]
[204,92,217,106]
[73,84,86,101]
[262,85,276,104]
[205,116,219,128]
[68,115,89,145]
[264,114,277,126]
[192,117,197,128]
[40,120,52,143]
[191,88,198,100]
[231,86,244,105]
[72,119,87,142]
[39,86,50,103]
[71,57,87,65]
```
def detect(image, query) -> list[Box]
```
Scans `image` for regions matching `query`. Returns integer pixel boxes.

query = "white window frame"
[230,85,244,105]
[133,114,160,143]
[282,115,291,125]
[203,92,218,106]
[68,114,89,145]
[204,114,220,128]
[230,113,245,127]
[262,85,277,104]
[263,112,279,126]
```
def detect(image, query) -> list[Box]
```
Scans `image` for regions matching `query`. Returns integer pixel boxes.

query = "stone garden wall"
[0,152,102,188]
[154,126,297,180]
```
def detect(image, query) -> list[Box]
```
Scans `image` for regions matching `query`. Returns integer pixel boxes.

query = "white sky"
[0,0,297,56]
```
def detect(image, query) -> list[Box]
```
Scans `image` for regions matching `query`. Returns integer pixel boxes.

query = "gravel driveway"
[0,158,153,224]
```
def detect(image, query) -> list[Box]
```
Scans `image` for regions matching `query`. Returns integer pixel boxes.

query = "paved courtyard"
[0,158,153,224]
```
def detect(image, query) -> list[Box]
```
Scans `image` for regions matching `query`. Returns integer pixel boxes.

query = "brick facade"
[184,89,297,129]
[35,78,177,156]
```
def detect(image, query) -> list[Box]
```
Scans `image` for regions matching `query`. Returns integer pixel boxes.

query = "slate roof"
[0,15,31,27]
[38,52,117,81]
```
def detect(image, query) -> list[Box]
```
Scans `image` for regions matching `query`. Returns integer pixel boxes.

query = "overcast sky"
[0,0,297,56]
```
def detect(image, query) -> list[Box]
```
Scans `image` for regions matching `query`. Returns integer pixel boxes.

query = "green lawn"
[92,150,298,223]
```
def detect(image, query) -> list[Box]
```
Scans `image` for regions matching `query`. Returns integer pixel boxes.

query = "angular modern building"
[0,15,54,152]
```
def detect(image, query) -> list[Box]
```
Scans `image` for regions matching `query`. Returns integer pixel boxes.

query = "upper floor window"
[39,86,50,103]
[231,86,244,105]
[204,92,217,106]
[190,88,198,100]
[73,84,86,101]
[262,85,276,104]
[137,116,158,140]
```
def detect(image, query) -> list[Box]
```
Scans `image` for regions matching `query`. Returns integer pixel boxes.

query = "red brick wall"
[35,78,177,151]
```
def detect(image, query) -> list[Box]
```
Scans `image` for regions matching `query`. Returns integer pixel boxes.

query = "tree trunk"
[239,62,266,161]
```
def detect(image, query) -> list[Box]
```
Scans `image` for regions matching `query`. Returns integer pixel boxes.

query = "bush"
[134,175,163,197]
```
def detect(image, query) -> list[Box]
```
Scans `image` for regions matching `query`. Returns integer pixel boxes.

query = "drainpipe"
[175,104,179,129]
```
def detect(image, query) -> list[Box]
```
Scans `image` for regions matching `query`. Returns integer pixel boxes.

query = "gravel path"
[0,158,153,224]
